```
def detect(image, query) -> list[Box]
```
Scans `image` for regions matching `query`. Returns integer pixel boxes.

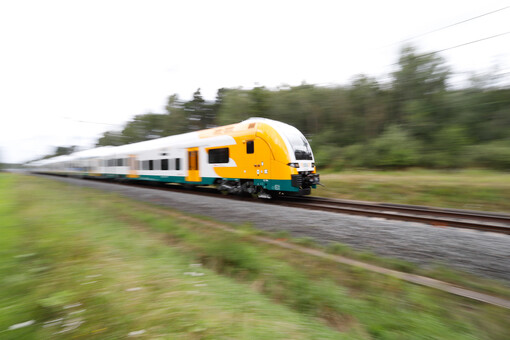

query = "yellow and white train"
[29,118,320,198]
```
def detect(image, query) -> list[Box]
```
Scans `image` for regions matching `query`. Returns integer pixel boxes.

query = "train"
[28,118,320,198]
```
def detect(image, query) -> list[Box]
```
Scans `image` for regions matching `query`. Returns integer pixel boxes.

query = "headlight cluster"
[288,162,315,168]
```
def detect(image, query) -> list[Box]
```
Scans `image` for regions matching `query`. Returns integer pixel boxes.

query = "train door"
[127,154,139,178]
[186,148,201,182]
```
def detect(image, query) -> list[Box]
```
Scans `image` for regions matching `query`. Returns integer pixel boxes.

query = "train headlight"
[287,163,300,168]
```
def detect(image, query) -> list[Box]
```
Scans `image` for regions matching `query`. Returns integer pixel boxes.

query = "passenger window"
[247,140,254,154]
[161,159,169,170]
[176,158,181,170]
[149,160,154,171]
[208,148,229,163]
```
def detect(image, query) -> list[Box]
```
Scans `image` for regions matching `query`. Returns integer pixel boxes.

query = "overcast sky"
[1,0,509,163]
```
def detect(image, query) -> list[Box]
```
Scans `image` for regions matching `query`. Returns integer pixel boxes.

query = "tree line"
[89,46,509,170]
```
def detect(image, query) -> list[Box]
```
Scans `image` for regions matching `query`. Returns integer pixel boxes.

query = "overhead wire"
[382,5,510,48]
[422,31,510,57]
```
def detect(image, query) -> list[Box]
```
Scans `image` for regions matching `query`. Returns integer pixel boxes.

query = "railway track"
[37,173,510,235]
[275,196,510,235]
[115,179,510,235]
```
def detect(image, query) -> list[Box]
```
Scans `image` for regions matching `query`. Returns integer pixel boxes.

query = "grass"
[1,173,510,339]
[314,169,510,213]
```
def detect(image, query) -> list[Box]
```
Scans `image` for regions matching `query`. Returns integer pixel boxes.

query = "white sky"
[1,0,509,163]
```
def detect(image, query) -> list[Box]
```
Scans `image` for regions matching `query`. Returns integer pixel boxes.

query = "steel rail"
[121,181,510,234]
[276,196,510,234]
[308,196,510,223]
[34,172,510,235]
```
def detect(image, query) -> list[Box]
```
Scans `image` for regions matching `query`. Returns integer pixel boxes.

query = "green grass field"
[1,173,510,339]
[315,169,510,213]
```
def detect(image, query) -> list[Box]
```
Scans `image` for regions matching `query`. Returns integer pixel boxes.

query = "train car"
[30,118,320,198]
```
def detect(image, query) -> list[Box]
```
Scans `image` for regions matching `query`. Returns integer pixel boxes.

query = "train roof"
[32,118,313,164]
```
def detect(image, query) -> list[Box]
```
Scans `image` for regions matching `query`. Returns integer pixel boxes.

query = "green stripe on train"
[82,173,299,192]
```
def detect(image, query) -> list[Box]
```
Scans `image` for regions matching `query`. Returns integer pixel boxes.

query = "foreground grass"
[1,174,509,339]
[315,169,510,213]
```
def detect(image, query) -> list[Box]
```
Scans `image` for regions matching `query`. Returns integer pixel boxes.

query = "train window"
[161,159,169,170]
[154,159,160,170]
[208,148,229,163]
[149,160,154,171]
[176,158,181,170]
[246,140,254,154]
[116,158,122,166]
[142,160,149,170]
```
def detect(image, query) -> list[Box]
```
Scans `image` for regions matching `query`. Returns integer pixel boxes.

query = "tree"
[164,94,189,135]
[184,88,209,130]
[120,114,166,144]
[209,88,227,128]
[216,89,254,125]
[393,45,450,102]
[96,131,125,146]
[391,45,451,144]
[391,45,450,127]
[348,75,387,140]
[54,145,77,156]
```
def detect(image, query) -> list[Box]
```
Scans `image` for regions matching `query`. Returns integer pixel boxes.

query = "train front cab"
[251,119,320,196]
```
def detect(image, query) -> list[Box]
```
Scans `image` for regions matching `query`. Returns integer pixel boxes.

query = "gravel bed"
[38,174,510,283]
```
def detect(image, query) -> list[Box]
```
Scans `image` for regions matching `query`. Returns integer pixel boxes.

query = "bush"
[465,140,510,170]
[313,145,343,169]
[340,144,368,168]
[369,125,421,168]
[337,126,421,169]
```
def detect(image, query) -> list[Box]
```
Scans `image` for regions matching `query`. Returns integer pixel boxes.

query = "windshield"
[283,129,313,160]
[245,118,314,161]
